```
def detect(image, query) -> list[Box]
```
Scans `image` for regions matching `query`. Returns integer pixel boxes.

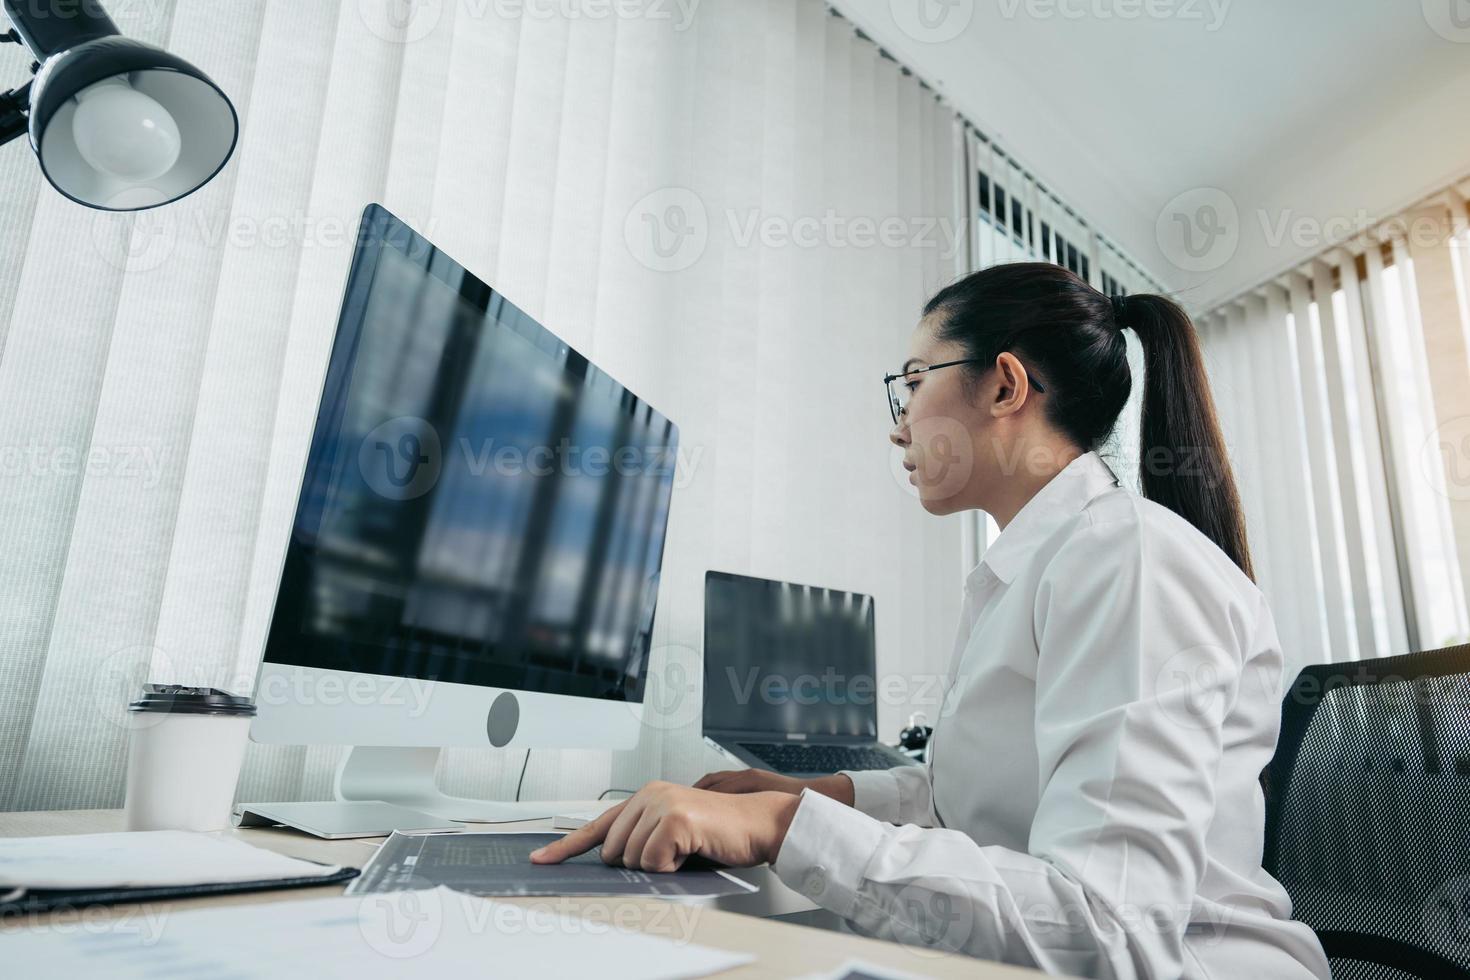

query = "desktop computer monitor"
[249,205,679,822]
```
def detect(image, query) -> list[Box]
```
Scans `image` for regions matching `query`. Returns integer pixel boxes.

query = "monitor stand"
[235,750,572,839]
[333,745,558,824]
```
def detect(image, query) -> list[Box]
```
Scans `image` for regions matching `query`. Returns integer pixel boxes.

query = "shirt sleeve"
[774,514,1248,978]
[840,764,934,826]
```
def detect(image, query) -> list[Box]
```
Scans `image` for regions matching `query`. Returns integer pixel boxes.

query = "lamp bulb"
[71,77,183,182]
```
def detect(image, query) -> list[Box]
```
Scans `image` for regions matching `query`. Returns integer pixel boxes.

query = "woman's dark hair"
[923,262,1254,581]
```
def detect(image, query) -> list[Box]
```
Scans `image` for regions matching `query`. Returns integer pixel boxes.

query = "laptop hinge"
[784,733,807,741]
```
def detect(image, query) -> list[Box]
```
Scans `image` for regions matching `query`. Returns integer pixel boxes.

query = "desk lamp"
[0,0,238,210]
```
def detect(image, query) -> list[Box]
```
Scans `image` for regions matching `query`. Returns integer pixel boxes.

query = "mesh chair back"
[1264,644,1470,979]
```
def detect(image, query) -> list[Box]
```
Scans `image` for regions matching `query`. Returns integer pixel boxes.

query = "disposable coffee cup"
[124,684,256,832]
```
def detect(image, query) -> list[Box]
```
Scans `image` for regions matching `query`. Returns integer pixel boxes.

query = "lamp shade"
[28,35,238,211]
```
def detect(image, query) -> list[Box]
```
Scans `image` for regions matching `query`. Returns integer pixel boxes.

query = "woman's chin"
[917,491,963,516]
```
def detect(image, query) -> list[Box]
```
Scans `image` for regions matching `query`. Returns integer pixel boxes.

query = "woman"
[533,264,1331,979]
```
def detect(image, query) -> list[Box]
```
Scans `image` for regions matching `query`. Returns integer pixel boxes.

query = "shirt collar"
[967,451,1121,589]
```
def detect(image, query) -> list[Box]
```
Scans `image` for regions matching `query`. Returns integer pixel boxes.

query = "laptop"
[702,571,917,777]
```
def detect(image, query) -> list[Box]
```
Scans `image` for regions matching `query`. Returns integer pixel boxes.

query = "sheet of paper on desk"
[4,886,752,980]
[0,830,342,889]
[347,831,760,898]
[797,960,938,980]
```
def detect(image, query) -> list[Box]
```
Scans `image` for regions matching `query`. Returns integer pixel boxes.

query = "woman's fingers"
[529,800,627,864]
[724,773,767,793]
[697,770,765,793]
[639,810,689,873]
[692,770,740,790]
[618,805,663,870]
[696,769,807,796]
[534,783,786,873]
[596,797,648,866]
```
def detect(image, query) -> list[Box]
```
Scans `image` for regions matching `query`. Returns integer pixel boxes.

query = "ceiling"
[830,0,1470,310]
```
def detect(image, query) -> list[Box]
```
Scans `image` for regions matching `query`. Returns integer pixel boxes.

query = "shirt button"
[803,866,827,898]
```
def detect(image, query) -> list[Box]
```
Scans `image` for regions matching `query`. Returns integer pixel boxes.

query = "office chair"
[1263,643,1470,979]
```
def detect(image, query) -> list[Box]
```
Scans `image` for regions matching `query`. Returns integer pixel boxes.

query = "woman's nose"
[889,417,909,447]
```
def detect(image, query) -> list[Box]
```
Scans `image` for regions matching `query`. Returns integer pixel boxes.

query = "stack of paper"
[0,830,344,889]
[4,886,753,979]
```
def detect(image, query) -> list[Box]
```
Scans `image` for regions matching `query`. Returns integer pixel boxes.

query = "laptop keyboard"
[738,742,902,773]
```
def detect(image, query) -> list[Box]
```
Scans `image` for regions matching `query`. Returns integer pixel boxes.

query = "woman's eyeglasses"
[883,358,1046,425]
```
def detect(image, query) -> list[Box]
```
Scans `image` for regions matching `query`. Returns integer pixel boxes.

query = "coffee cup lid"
[128,684,257,717]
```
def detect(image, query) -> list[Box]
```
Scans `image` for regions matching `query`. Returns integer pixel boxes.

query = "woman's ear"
[990,352,1031,418]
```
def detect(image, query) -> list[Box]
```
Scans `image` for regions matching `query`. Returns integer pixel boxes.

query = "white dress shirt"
[772,451,1331,979]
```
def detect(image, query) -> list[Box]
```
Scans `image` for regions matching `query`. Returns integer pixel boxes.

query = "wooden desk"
[0,809,1041,978]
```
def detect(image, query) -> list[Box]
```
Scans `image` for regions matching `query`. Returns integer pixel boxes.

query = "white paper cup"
[124,685,256,832]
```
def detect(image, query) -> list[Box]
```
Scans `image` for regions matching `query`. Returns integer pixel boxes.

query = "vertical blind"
[1199,182,1470,675]
[0,0,981,811]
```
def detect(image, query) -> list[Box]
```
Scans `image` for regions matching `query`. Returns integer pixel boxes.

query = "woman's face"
[889,315,994,516]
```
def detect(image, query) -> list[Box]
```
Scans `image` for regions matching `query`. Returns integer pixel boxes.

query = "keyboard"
[738,742,903,774]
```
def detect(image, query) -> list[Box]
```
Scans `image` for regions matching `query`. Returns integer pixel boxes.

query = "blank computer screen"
[263,208,678,703]
[703,573,878,738]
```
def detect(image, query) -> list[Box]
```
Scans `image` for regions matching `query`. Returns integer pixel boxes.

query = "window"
[1328,286,1393,657]
[1199,195,1470,664]
[970,151,1155,291]
[1373,257,1469,647]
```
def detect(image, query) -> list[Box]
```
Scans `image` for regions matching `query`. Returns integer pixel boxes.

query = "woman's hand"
[528,781,801,872]
[695,768,856,807]
[693,768,806,795]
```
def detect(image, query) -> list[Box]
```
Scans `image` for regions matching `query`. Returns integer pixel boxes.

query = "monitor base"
[234,800,464,839]
[334,745,557,824]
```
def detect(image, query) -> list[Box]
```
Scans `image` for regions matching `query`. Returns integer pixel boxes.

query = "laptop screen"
[702,572,878,739]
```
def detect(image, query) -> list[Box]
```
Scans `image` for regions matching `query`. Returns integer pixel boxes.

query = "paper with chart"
[0,830,342,889]
[4,886,753,980]
[347,831,759,898]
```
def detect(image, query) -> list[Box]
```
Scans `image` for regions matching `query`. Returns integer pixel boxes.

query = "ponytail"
[1121,294,1255,581]
[926,264,1255,580]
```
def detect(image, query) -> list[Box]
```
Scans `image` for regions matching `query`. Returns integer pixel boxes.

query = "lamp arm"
[0,77,29,147]
[1,11,30,145]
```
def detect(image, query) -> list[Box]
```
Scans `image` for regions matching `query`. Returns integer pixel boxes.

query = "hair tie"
[1109,295,1129,326]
